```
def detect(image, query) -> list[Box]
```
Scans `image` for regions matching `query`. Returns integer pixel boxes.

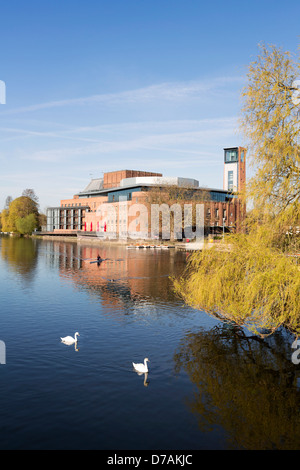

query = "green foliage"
[173,228,300,337]
[16,214,38,235]
[240,43,300,229]
[0,208,14,232]
[2,196,39,233]
[174,44,300,336]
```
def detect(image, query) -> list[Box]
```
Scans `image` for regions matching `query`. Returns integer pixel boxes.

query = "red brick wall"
[238,147,246,193]
[103,170,163,189]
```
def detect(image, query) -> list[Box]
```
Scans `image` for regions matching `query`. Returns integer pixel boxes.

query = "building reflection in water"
[174,324,300,450]
[3,237,300,447]
[41,240,188,318]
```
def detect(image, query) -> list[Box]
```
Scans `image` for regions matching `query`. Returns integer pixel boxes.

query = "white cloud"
[15,116,237,163]
[0,75,245,210]
[0,76,245,116]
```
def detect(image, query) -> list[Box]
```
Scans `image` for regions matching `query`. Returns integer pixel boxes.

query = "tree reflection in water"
[174,324,300,449]
[0,236,38,282]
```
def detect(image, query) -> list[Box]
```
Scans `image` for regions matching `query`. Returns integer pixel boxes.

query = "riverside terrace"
[45,148,246,239]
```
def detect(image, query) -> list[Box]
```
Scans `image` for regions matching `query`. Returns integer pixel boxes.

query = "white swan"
[133,358,150,373]
[61,332,80,345]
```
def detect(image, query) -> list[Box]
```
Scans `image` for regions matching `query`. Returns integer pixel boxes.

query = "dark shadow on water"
[174,324,300,449]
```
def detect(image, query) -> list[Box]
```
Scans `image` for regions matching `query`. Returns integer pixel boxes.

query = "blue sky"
[0,0,299,212]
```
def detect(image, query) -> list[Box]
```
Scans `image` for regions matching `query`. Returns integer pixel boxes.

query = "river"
[0,235,299,450]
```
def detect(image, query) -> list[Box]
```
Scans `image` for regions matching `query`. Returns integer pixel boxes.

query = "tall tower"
[223,147,246,193]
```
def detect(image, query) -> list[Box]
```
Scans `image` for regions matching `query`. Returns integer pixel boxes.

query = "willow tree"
[173,226,300,336]
[241,44,300,233]
[174,44,300,337]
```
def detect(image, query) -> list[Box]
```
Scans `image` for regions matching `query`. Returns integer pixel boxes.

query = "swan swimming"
[132,358,150,373]
[60,332,80,345]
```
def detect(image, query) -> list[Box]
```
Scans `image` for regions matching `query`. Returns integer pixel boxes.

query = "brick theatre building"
[46,147,246,239]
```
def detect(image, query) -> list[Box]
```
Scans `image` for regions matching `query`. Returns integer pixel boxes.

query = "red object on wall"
[90,222,93,231]
[104,222,107,232]
[84,222,86,232]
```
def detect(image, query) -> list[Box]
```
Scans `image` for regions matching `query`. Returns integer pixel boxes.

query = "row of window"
[62,203,84,207]
[207,208,234,218]
[61,191,235,208]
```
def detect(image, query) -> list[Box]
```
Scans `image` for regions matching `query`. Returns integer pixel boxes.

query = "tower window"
[225,149,238,163]
[228,171,234,191]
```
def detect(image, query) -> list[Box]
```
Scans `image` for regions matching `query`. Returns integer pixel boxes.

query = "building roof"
[77,181,234,198]
[75,169,237,199]
[119,176,199,188]
[82,178,103,192]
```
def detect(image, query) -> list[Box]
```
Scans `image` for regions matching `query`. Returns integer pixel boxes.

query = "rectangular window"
[228,171,234,191]
[240,150,244,162]
[225,149,238,163]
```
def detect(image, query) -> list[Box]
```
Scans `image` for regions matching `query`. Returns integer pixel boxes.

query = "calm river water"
[0,235,300,450]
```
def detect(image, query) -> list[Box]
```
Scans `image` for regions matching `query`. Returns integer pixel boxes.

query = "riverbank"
[1,231,210,250]
[32,234,208,250]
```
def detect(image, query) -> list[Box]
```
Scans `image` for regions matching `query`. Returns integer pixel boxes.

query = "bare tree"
[22,189,39,207]
[4,196,13,210]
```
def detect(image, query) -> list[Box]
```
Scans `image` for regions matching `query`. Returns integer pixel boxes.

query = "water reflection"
[0,236,38,283]
[174,325,300,450]
[41,240,188,317]
[2,236,300,449]
[133,370,150,387]
[138,372,150,387]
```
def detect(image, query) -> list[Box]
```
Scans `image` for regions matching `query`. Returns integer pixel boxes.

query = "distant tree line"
[0,189,46,235]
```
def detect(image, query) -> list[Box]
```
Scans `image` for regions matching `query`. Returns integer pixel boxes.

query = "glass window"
[210,191,225,202]
[225,149,238,163]
[228,171,234,191]
[108,187,140,203]
[241,150,244,162]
